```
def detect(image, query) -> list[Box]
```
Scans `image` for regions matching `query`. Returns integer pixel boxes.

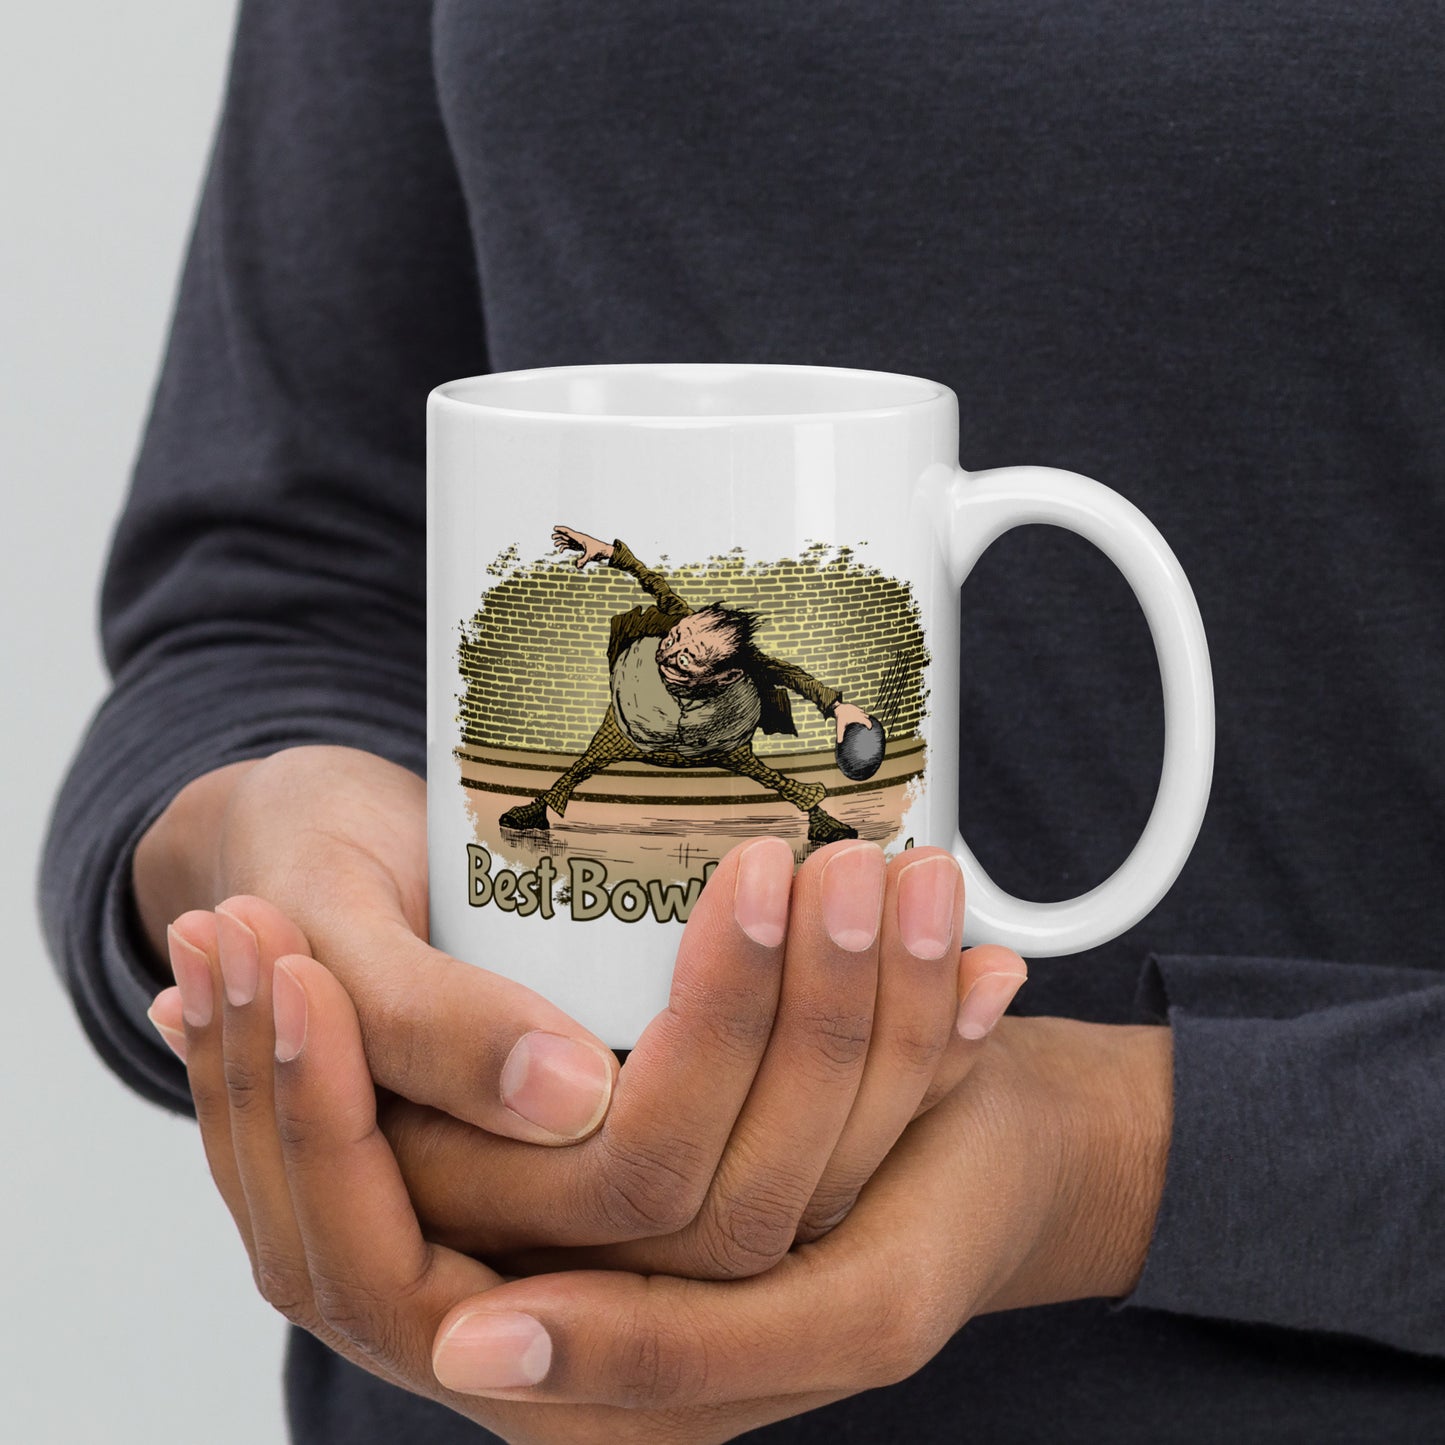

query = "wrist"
[981,1016,1173,1311]
[132,759,259,966]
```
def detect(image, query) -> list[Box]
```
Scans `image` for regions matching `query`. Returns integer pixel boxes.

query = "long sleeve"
[38,0,484,1115]
[1120,953,1445,1358]
[608,538,690,616]
[760,658,841,719]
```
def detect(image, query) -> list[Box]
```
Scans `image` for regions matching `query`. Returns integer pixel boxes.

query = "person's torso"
[411,6,1445,1438]
[612,637,763,755]
[432,0,1445,995]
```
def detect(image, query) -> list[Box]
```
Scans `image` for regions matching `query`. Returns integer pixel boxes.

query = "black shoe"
[806,806,858,844]
[500,798,550,830]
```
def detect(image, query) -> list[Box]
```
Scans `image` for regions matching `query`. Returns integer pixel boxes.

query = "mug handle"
[942,464,1215,956]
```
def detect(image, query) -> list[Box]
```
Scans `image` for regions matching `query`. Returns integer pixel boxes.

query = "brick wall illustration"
[457,544,929,756]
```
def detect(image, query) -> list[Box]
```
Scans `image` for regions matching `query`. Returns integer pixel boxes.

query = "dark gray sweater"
[40,2,1445,1440]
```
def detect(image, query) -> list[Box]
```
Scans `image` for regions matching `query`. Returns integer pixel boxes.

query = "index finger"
[269,953,503,1382]
[251,892,621,1148]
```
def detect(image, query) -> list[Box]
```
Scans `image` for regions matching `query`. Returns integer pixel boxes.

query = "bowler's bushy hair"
[693,602,764,660]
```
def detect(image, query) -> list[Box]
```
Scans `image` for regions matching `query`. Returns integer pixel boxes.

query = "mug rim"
[429,362,949,424]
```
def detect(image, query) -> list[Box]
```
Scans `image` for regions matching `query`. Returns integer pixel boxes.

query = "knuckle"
[190,1082,232,1141]
[695,1203,793,1279]
[795,1006,873,1077]
[866,1266,951,1386]
[222,1053,270,1118]
[275,1094,377,1156]
[253,1250,318,1331]
[611,1306,707,1409]
[888,1015,951,1075]
[794,1186,861,1245]
[273,1102,313,1152]
[593,1133,709,1237]
[671,980,776,1063]
[310,1269,400,1361]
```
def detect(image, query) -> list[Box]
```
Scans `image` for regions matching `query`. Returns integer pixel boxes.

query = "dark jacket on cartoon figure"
[605,539,841,737]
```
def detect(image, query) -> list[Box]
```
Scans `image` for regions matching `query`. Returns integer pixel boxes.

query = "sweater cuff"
[40,645,426,1116]
[1117,952,1445,1357]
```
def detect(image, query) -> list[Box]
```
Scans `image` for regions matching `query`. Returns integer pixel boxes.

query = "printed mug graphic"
[455,525,930,923]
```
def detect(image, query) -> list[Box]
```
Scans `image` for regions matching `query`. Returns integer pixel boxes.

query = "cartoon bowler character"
[498,526,875,844]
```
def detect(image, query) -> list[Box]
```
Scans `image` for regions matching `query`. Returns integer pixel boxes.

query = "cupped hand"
[135,746,621,1146]
[379,837,1025,1277]
[150,830,1025,1279]
[146,931,1166,1445]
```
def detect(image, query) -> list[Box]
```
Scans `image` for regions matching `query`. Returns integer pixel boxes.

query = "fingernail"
[957,972,1026,1040]
[733,836,793,947]
[433,1310,552,1392]
[147,989,188,1063]
[896,855,962,960]
[168,926,214,1028]
[820,843,885,952]
[272,961,308,1062]
[215,906,260,1007]
[501,1032,614,1139]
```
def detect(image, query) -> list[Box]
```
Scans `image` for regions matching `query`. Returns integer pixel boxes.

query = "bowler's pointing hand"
[552,525,614,569]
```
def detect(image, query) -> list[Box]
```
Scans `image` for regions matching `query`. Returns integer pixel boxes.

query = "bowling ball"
[836,715,886,780]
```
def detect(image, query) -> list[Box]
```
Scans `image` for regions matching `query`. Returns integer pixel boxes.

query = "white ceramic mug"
[428,363,1214,1047]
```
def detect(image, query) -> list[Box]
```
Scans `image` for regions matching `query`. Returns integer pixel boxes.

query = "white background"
[0,6,288,1441]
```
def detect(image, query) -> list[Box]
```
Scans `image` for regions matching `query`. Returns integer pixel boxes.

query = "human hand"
[147,942,1168,1444]
[551,525,613,568]
[134,746,620,1145]
[832,702,872,743]
[377,839,1026,1278]
[150,836,1026,1280]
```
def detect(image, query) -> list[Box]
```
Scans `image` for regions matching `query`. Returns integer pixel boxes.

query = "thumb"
[307,909,620,1146]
